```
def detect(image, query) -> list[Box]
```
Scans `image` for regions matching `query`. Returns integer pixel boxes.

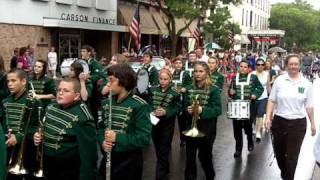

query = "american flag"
[192,19,201,47]
[129,4,141,50]
[228,28,234,45]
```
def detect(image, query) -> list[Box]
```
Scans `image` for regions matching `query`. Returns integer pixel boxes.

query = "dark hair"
[71,61,84,80]
[19,47,27,56]
[33,59,47,78]
[255,58,265,65]
[193,61,212,90]
[107,64,137,91]
[285,54,301,66]
[172,57,183,63]
[189,51,196,55]
[0,55,5,74]
[8,69,27,80]
[143,51,153,59]
[240,60,250,67]
[59,77,81,93]
[81,45,93,57]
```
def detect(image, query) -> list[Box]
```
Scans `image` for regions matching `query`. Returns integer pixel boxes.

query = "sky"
[270,0,320,9]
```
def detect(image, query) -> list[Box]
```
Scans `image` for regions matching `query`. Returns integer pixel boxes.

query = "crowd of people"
[0,44,318,180]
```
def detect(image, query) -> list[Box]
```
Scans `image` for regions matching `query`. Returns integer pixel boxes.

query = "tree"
[203,6,241,50]
[156,0,242,56]
[269,1,320,51]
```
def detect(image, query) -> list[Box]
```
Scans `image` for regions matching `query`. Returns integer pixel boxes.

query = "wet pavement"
[142,92,282,180]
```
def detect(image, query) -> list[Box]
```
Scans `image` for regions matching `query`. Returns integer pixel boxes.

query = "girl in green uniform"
[208,56,225,92]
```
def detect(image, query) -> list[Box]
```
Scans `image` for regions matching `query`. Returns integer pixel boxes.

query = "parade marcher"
[228,60,264,158]
[185,51,197,77]
[184,61,221,180]
[150,68,180,180]
[10,48,19,71]
[47,46,57,79]
[98,64,152,180]
[251,58,269,142]
[0,55,8,180]
[207,56,225,92]
[172,57,192,146]
[265,54,316,180]
[1,69,36,180]
[70,61,93,102]
[34,78,98,180]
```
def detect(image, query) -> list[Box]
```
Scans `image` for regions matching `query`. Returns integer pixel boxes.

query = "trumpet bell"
[33,169,44,177]
[183,127,205,138]
[8,164,28,175]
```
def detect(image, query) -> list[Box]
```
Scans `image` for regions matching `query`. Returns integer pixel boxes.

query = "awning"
[151,9,168,35]
[175,18,197,37]
[234,34,251,44]
[118,4,159,35]
[43,17,127,32]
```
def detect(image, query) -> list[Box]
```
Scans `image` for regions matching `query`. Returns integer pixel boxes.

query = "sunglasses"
[256,64,265,66]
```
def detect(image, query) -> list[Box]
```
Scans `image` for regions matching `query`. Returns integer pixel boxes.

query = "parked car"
[129,56,166,72]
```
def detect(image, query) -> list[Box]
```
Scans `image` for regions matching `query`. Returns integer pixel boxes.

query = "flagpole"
[128,36,132,52]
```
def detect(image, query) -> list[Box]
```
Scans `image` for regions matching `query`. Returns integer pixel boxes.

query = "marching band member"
[185,51,197,77]
[228,60,263,158]
[70,61,93,102]
[265,54,316,180]
[184,61,221,180]
[0,123,5,180]
[98,64,152,180]
[172,57,192,146]
[34,78,98,180]
[150,68,180,180]
[251,58,269,142]
[207,56,224,92]
[1,69,34,180]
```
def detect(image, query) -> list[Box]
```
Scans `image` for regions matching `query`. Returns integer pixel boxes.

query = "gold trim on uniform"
[132,95,147,104]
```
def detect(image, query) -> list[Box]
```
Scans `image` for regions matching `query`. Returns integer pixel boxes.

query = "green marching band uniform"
[172,69,192,143]
[98,92,152,180]
[149,85,180,179]
[184,84,222,180]
[144,64,159,87]
[42,101,98,180]
[185,61,195,77]
[1,89,36,179]
[210,70,224,93]
[228,72,264,155]
[0,73,8,180]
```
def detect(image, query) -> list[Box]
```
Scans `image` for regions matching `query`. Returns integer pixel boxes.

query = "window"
[250,11,253,27]
[246,10,248,26]
[242,9,244,25]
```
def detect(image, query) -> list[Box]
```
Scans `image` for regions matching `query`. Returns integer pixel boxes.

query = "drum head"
[137,68,149,94]
[60,58,76,77]
[75,59,90,74]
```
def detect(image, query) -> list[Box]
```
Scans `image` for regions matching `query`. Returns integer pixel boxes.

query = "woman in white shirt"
[251,58,269,142]
[47,46,57,79]
[265,54,316,180]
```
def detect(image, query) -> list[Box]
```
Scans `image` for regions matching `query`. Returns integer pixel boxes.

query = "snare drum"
[60,58,89,77]
[227,100,250,119]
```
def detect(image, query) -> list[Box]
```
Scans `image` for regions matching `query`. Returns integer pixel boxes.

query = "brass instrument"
[105,88,112,180]
[33,106,44,178]
[8,98,35,175]
[183,94,205,138]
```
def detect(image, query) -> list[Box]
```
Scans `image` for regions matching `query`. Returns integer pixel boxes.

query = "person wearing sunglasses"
[251,58,269,142]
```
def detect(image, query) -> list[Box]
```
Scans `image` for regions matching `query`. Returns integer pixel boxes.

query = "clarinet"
[105,88,112,180]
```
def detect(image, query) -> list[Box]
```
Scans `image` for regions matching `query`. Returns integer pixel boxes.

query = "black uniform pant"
[185,120,217,180]
[100,150,143,180]
[232,119,253,152]
[177,113,187,142]
[7,139,38,180]
[44,155,80,180]
[271,115,306,180]
[152,119,175,180]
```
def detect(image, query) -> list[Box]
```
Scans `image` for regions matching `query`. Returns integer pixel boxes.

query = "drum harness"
[235,73,252,100]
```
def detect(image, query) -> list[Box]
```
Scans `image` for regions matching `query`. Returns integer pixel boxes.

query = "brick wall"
[0,23,51,70]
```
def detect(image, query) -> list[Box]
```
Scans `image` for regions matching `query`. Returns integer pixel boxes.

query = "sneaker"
[256,138,261,143]
[234,151,241,158]
[248,143,254,151]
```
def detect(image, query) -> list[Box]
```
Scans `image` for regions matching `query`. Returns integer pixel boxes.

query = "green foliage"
[269,1,320,51]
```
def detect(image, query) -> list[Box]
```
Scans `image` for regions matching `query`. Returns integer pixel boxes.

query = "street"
[142,78,320,180]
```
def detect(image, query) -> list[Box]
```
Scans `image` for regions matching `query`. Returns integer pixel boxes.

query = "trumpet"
[183,94,205,138]
[33,106,44,178]
[105,88,112,180]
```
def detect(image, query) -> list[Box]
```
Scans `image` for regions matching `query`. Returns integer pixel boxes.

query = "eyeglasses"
[256,64,265,66]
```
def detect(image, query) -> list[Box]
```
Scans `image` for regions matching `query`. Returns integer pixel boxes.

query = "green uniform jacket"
[228,73,264,100]
[210,70,224,92]
[88,58,103,84]
[144,65,159,86]
[98,93,152,152]
[172,70,192,90]
[1,90,35,143]
[43,101,97,180]
[0,74,9,117]
[28,75,56,108]
[185,85,222,134]
[149,85,181,120]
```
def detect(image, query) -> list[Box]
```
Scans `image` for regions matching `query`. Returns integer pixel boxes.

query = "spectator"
[10,48,19,70]
[47,46,58,79]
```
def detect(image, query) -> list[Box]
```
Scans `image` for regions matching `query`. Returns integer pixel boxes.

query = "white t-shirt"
[47,52,57,70]
[252,70,269,100]
[268,73,313,119]
[198,54,209,63]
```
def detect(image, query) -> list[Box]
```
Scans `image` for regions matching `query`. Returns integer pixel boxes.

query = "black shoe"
[256,138,261,143]
[248,143,254,151]
[233,151,241,158]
